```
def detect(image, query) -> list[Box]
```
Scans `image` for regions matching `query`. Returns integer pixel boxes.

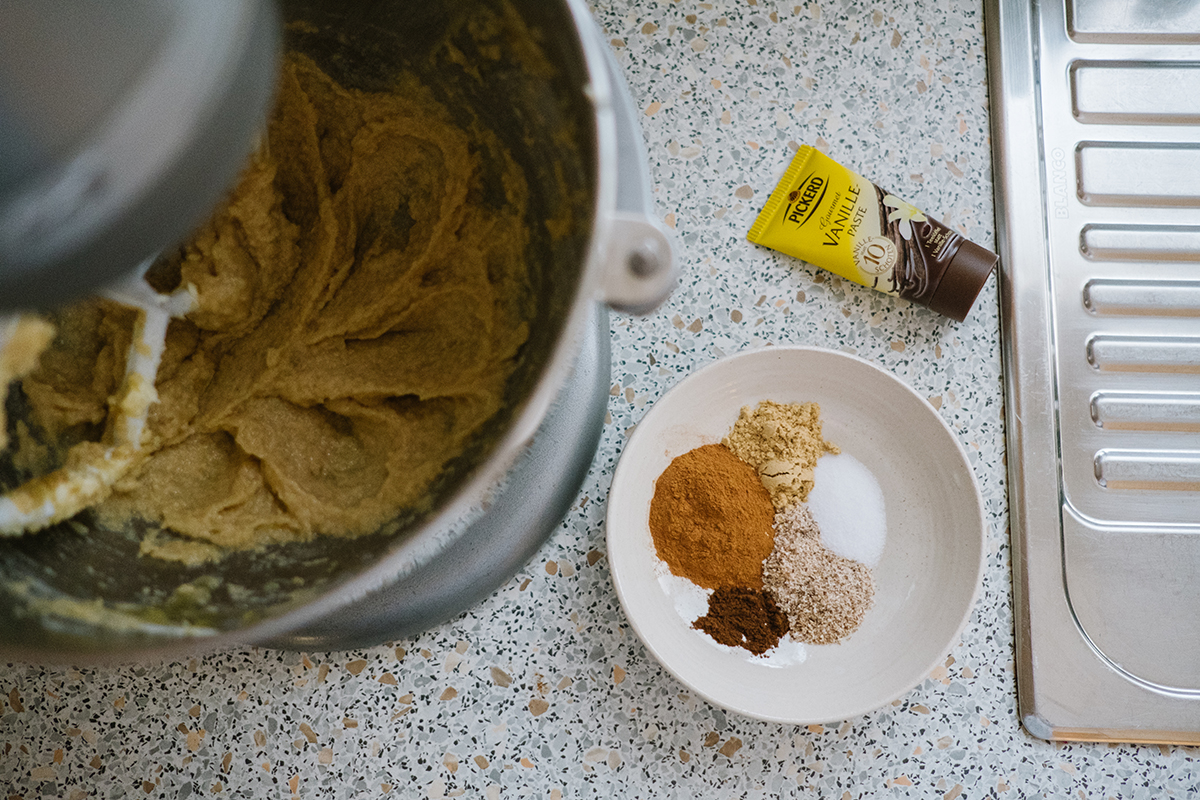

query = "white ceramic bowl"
[606,346,985,724]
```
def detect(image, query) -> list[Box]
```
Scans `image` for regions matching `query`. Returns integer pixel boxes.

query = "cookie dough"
[12,54,533,561]
[0,316,56,451]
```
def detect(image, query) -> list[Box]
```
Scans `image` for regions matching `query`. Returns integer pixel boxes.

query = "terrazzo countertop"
[3,1,1199,797]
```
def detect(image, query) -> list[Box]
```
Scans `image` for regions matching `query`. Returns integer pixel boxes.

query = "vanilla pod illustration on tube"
[748,145,997,322]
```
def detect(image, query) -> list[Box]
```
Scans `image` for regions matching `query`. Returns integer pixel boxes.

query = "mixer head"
[0,0,280,312]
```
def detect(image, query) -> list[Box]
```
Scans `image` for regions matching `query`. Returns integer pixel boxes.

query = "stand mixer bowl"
[0,0,674,659]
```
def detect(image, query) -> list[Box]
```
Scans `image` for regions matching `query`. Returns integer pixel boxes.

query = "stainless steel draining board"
[986,0,1200,744]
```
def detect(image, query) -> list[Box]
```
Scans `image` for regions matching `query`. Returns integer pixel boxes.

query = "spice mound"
[692,586,789,656]
[763,503,874,645]
[723,400,839,510]
[648,443,774,590]
[648,399,881,656]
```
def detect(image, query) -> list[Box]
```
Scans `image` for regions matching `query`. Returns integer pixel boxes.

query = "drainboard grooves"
[1081,225,1200,262]
[1072,62,1200,124]
[1083,280,1200,316]
[1091,392,1200,431]
[1067,0,1200,43]
[1076,143,1200,207]
[1086,335,1200,372]
[1094,449,1200,490]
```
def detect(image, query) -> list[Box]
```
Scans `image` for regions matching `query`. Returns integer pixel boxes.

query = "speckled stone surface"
[3,1,1199,797]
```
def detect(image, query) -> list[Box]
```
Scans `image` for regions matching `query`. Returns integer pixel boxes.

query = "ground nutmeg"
[692,586,789,655]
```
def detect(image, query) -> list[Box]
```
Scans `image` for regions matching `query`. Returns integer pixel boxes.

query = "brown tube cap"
[925,239,998,322]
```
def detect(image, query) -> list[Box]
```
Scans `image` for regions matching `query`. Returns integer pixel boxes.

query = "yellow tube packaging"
[748,145,997,321]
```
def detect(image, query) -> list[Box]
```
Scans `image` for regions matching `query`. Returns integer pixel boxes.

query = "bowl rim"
[605,344,987,724]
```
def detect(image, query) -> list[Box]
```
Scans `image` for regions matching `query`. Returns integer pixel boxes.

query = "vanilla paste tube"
[748,145,997,321]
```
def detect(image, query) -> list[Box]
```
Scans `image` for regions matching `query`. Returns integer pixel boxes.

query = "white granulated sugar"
[807,452,887,568]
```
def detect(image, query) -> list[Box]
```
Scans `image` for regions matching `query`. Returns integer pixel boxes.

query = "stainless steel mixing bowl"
[0,0,674,659]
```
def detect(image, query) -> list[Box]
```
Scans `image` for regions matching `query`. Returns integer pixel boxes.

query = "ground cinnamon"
[648,443,775,590]
[693,586,789,655]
